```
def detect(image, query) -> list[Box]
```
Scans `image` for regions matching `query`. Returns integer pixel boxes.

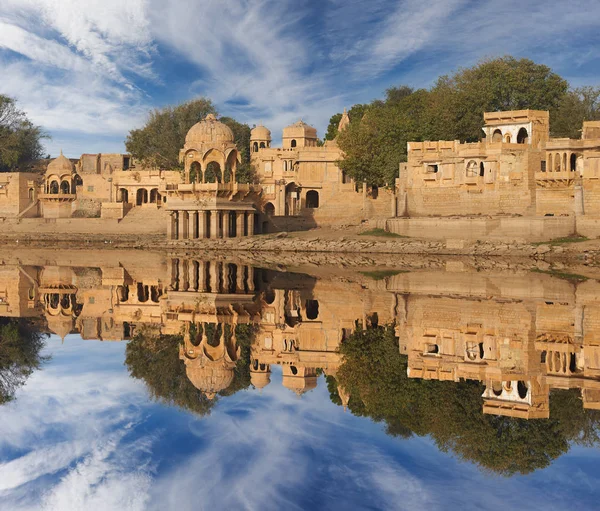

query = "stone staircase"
[118,205,169,234]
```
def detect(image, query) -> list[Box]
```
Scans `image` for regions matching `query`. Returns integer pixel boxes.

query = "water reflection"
[1,253,600,478]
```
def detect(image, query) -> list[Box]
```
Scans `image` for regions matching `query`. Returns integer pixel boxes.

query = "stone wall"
[379,216,575,242]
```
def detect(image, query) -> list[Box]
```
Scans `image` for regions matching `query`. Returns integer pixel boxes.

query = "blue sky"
[0,0,600,157]
[1,335,600,510]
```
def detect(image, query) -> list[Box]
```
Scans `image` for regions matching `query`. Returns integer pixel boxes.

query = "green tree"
[125,98,217,169]
[220,117,258,183]
[336,57,579,186]
[124,324,254,414]
[324,104,370,141]
[0,318,48,404]
[551,86,600,138]
[336,325,583,476]
[0,95,48,172]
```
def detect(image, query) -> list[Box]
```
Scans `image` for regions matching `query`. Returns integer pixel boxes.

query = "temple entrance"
[285,182,298,216]
[136,189,148,205]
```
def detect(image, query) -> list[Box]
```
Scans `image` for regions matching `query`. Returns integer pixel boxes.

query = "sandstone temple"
[2,249,600,419]
[0,109,599,241]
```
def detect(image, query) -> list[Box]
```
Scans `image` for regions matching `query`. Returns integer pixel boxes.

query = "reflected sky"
[1,335,600,511]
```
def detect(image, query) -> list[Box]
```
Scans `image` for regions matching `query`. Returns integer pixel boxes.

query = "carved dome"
[250,371,271,389]
[185,114,234,146]
[46,315,73,340]
[185,363,235,397]
[251,124,271,141]
[47,152,74,175]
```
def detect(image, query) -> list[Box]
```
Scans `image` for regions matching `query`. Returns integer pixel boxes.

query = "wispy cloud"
[1,0,600,155]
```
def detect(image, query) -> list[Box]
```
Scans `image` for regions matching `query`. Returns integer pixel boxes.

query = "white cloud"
[1,0,600,155]
[0,339,156,511]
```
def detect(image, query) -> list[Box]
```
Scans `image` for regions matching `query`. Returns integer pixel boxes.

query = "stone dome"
[185,114,234,146]
[185,363,235,396]
[251,124,271,141]
[250,371,271,389]
[47,315,73,340]
[47,151,74,174]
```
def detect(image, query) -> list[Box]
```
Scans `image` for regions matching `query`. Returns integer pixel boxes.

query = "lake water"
[0,250,599,510]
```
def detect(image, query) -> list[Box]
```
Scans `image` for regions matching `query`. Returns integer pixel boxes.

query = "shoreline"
[0,229,598,262]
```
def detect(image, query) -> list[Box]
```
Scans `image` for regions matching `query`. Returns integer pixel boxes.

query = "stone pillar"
[209,261,219,293]
[198,261,207,292]
[167,212,177,240]
[191,261,199,291]
[210,210,219,239]
[182,259,189,291]
[236,212,245,237]
[247,266,255,292]
[168,258,178,290]
[222,263,230,293]
[198,211,207,239]
[178,211,189,240]
[223,211,231,238]
[191,211,199,239]
[247,212,255,236]
[236,264,245,292]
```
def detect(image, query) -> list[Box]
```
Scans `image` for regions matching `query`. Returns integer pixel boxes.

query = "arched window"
[306,190,319,208]
[291,139,297,148]
[119,188,128,203]
[517,381,528,399]
[253,142,258,152]
[479,162,485,177]
[492,129,502,143]
[516,128,529,144]
[189,162,201,183]
[305,299,319,320]
[205,162,222,183]
[504,133,511,143]
[73,174,83,187]
[259,142,265,148]
[547,154,553,172]
[570,153,577,172]
[137,283,149,303]
[136,188,148,205]
[555,153,561,172]
[28,188,34,200]
[149,188,160,203]
[563,153,567,172]
[60,181,70,194]
[264,202,275,216]
[466,160,478,177]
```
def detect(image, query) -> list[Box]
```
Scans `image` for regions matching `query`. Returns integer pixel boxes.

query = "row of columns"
[170,260,256,294]
[168,210,259,240]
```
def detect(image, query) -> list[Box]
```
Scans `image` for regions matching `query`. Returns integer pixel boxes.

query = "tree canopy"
[335,324,600,476]
[331,57,599,186]
[124,324,254,415]
[124,98,257,181]
[0,318,48,404]
[0,95,48,172]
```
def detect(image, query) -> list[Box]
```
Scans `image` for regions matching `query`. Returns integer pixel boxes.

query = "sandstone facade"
[2,109,600,243]
[2,251,600,417]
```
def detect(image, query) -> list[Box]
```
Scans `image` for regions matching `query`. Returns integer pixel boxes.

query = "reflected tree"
[0,318,48,404]
[124,324,255,414]
[336,325,600,475]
